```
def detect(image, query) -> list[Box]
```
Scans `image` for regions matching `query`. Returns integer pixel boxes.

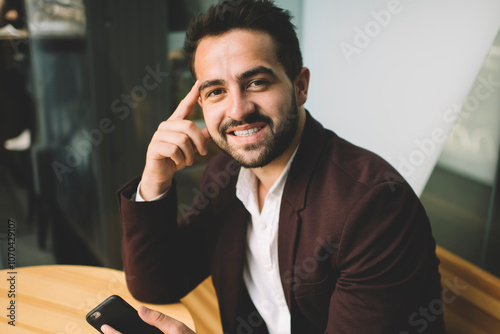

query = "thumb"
[138,306,168,326]
[138,306,194,334]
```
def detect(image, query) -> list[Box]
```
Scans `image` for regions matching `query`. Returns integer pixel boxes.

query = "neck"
[251,108,307,195]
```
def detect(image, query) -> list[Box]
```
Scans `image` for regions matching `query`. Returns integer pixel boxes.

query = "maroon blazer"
[117,112,445,334]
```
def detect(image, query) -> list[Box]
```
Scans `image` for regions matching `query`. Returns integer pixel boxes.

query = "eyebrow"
[199,79,226,94]
[237,66,277,81]
[198,66,277,94]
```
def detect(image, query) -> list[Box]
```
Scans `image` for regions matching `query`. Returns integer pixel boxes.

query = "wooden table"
[0,265,195,333]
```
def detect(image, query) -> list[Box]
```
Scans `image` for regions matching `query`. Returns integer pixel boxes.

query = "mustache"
[219,113,273,135]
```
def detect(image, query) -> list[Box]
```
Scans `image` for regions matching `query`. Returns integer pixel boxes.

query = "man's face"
[194,29,301,168]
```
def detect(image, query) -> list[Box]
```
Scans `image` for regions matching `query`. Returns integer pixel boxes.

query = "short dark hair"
[183,0,303,82]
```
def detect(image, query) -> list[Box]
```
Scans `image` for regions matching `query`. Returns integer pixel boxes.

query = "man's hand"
[140,80,211,200]
[100,306,195,334]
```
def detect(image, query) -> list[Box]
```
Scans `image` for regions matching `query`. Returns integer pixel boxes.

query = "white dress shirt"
[136,148,298,333]
[135,182,168,202]
[236,147,298,334]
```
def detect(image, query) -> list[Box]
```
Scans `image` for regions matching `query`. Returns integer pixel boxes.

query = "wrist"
[139,178,172,201]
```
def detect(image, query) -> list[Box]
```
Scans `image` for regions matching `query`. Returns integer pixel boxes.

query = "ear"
[294,67,310,107]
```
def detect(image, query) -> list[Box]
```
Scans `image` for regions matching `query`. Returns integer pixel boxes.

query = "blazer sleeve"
[117,175,214,304]
[325,182,444,334]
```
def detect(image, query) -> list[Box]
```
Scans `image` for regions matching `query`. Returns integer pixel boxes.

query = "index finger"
[170,80,201,120]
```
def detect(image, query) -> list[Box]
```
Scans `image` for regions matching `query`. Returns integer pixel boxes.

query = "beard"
[212,93,300,168]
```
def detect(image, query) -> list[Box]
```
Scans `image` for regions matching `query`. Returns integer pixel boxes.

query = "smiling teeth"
[234,127,262,137]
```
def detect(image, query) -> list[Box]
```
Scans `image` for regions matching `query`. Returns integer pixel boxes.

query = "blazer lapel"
[277,202,301,308]
[278,111,327,308]
[212,196,253,329]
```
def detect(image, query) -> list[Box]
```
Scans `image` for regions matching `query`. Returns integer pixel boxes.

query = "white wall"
[301,0,500,195]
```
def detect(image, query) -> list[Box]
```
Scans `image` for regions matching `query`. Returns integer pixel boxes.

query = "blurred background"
[0,0,499,281]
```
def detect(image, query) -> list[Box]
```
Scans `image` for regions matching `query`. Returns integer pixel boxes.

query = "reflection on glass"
[24,0,86,38]
[421,29,500,276]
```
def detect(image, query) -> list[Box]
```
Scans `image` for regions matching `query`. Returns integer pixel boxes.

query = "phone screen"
[86,295,163,334]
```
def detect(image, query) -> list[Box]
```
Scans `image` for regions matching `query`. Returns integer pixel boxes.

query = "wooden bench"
[436,245,500,334]
[181,246,500,334]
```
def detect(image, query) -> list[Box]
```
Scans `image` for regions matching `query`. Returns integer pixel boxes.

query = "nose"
[226,89,255,121]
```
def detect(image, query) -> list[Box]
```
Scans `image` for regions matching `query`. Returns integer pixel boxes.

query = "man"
[109,1,445,333]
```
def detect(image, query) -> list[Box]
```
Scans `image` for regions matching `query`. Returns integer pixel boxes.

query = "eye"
[207,89,224,98]
[248,79,268,88]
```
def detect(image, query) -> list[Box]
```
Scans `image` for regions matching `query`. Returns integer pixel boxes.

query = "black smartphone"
[86,295,163,334]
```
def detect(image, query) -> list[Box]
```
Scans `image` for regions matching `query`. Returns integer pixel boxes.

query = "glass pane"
[421,28,500,275]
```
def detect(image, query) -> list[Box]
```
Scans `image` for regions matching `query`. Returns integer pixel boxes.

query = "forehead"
[193,29,283,80]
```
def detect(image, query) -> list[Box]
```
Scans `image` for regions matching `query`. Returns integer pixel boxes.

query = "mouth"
[226,122,267,137]
[230,126,264,137]
[225,122,268,144]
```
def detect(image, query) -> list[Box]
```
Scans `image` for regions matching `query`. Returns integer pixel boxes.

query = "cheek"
[261,89,292,111]
[201,108,223,135]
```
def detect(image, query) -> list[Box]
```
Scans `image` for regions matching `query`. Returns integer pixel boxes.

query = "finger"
[138,306,194,334]
[201,127,211,142]
[148,141,189,169]
[151,132,197,166]
[101,324,121,334]
[170,80,201,120]
[157,120,208,156]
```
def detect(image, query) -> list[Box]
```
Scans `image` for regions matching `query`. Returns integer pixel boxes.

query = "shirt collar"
[236,144,300,216]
